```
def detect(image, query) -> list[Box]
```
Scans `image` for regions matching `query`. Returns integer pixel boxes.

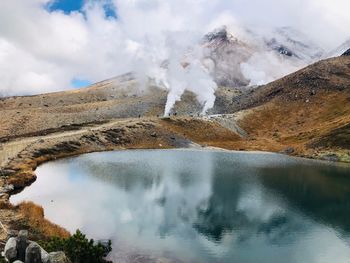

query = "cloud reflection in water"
[11,150,350,263]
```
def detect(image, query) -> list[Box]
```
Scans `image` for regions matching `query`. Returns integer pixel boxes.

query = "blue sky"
[0,0,349,96]
[47,0,116,17]
[47,0,84,14]
[71,78,92,88]
[47,0,115,88]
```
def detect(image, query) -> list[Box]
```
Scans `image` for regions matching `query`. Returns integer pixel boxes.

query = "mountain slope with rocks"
[0,54,349,162]
[232,55,350,160]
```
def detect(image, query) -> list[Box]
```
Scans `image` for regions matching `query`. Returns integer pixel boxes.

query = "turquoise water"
[11,150,350,263]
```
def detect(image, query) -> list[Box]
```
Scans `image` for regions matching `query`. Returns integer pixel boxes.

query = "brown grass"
[7,172,37,191]
[17,202,70,239]
[161,117,242,146]
[238,90,350,154]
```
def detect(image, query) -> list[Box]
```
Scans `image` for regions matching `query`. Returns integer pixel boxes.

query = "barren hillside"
[0,55,349,161]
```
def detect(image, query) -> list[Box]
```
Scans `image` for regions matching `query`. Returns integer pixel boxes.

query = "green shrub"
[40,230,112,263]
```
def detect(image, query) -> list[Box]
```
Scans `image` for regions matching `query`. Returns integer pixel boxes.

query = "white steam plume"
[124,30,217,115]
[0,0,349,115]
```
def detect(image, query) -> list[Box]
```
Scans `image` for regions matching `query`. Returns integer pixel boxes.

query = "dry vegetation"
[0,55,349,244]
[17,202,70,240]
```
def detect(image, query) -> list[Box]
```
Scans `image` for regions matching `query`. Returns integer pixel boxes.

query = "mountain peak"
[342,48,350,56]
[204,26,238,45]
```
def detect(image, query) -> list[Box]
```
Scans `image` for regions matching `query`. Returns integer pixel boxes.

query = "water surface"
[11,150,350,263]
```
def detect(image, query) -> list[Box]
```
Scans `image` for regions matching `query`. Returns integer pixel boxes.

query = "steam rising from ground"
[127,31,217,115]
[0,0,349,114]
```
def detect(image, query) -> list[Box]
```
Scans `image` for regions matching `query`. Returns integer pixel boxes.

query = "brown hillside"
[235,56,350,160]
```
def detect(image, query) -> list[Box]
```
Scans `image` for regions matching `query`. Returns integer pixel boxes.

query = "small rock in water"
[4,237,17,262]
[322,153,340,162]
[283,147,295,154]
[14,261,24,263]
[25,243,42,263]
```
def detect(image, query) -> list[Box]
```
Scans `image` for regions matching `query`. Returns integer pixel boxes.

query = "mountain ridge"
[0,54,349,161]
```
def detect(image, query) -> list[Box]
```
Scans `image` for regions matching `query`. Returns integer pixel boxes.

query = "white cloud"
[0,0,349,98]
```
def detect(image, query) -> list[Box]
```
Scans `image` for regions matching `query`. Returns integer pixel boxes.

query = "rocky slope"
[0,55,349,161]
[0,76,245,141]
[232,55,350,160]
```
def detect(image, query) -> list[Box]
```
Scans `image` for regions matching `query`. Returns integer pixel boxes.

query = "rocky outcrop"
[342,48,350,56]
[4,236,17,261]
[48,252,70,263]
[3,231,70,263]
[17,230,29,261]
[25,243,42,263]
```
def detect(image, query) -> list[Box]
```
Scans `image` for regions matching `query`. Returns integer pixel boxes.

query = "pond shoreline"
[0,117,349,246]
[11,148,350,263]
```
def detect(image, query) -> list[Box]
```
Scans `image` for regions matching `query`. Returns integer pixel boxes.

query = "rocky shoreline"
[0,118,193,243]
[3,230,70,263]
[0,116,349,252]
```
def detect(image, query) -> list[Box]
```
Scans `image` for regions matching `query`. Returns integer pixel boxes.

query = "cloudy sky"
[0,0,349,96]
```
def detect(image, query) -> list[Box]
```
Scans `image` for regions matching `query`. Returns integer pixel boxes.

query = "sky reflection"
[11,150,350,263]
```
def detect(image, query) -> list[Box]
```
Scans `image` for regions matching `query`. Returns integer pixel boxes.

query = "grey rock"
[17,230,29,262]
[322,154,340,162]
[282,147,295,154]
[13,261,24,263]
[0,184,14,194]
[4,237,17,262]
[0,169,16,176]
[40,248,50,263]
[7,229,19,238]
[49,251,71,263]
[25,243,41,263]
[28,241,50,263]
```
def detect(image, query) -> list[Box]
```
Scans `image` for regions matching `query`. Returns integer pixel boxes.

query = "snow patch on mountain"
[327,39,350,57]
[202,26,325,87]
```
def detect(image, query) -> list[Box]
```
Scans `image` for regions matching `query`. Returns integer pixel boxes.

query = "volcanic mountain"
[0,53,349,161]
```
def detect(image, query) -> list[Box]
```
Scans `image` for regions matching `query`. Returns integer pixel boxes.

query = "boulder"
[17,230,29,262]
[40,246,50,263]
[27,241,50,263]
[49,251,71,263]
[7,229,19,238]
[4,237,17,262]
[282,147,295,154]
[13,261,24,263]
[24,243,42,263]
[321,153,340,162]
